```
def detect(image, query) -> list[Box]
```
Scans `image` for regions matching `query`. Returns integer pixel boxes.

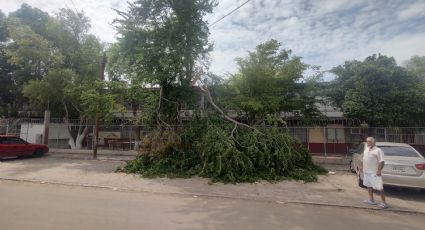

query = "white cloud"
[2,0,425,77]
[1,0,126,43]
[398,1,425,20]
[209,0,425,74]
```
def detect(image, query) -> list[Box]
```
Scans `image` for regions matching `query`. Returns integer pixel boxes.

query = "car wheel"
[358,174,366,188]
[33,149,44,157]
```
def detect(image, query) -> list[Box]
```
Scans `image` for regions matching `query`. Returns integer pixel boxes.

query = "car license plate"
[391,165,407,173]
[387,165,416,175]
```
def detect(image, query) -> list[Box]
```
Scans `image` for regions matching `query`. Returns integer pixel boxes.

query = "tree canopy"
[114,0,217,124]
[215,39,320,124]
[2,5,103,117]
[327,54,425,126]
[0,4,110,148]
[405,55,425,83]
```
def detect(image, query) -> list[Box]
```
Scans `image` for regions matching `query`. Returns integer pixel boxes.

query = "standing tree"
[405,56,425,83]
[114,0,217,125]
[328,54,425,126]
[15,6,105,149]
[221,39,320,124]
[0,5,58,116]
[106,43,158,150]
[0,10,14,116]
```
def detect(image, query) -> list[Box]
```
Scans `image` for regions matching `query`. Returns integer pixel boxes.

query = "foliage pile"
[121,117,327,183]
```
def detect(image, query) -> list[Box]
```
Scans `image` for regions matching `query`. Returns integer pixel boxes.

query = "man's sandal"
[363,200,377,205]
[378,203,389,209]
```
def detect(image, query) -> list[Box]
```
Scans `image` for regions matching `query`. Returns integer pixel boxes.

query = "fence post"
[25,121,29,142]
[92,124,96,150]
[43,110,50,146]
[323,127,327,164]
[306,127,310,151]
[130,124,133,151]
[56,123,59,148]
[384,128,387,142]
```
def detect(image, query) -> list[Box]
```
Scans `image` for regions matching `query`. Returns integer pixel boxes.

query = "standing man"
[362,137,388,209]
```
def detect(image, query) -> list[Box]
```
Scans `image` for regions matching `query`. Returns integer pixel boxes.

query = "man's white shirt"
[363,146,385,173]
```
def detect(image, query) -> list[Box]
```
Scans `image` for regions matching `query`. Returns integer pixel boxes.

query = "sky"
[2,0,425,77]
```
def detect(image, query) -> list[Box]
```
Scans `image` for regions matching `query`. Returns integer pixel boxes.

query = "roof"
[376,142,413,147]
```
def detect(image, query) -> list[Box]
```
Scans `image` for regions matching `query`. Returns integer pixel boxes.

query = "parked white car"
[350,142,425,189]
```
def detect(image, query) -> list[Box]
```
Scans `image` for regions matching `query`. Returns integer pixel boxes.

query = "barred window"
[326,128,344,141]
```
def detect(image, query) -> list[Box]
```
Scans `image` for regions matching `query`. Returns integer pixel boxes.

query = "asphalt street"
[0,180,423,230]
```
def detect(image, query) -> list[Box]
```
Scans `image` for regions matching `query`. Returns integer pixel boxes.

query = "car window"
[4,137,27,144]
[0,137,14,144]
[379,146,421,157]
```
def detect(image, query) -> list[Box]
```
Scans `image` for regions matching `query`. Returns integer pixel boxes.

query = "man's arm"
[377,161,385,176]
[377,149,385,176]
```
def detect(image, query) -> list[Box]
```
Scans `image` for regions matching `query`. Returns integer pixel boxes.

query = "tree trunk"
[67,131,87,150]
[63,109,89,150]
[68,135,76,149]
[132,102,141,150]
[75,131,86,149]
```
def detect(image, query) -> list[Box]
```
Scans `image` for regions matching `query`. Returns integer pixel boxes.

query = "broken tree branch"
[201,84,256,131]
[191,68,257,138]
[156,85,170,128]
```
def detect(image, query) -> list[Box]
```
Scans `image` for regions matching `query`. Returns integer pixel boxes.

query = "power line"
[210,0,252,27]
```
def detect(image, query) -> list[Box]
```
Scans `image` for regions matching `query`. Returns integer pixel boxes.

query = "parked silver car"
[350,142,425,189]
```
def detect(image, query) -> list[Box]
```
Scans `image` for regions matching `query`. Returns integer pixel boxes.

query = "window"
[288,128,307,142]
[326,128,344,141]
[379,146,420,157]
[3,137,27,144]
[375,128,385,135]
[350,128,360,134]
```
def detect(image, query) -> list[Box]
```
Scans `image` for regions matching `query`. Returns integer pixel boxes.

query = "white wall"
[20,123,43,144]
[20,123,70,144]
[49,123,72,139]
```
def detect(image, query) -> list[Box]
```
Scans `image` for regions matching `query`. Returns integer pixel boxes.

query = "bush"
[120,117,327,183]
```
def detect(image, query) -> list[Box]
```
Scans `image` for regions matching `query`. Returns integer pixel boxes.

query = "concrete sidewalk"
[0,156,423,214]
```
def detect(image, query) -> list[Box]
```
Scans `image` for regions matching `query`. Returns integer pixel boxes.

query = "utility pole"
[93,52,107,159]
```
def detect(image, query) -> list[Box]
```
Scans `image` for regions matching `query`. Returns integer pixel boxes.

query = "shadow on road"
[383,186,425,202]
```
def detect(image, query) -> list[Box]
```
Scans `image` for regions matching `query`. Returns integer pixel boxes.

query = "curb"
[1,177,423,216]
[48,149,138,157]
[48,152,137,157]
[46,154,130,162]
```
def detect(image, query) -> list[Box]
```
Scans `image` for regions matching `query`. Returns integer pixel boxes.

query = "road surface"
[0,180,423,230]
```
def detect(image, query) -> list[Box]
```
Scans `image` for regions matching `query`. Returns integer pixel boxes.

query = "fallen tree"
[119,70,327,183]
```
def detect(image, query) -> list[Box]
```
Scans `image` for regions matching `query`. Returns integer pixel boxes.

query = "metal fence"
[1,118,425,156]
[1,118,152,151]
[286,127,425,157]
